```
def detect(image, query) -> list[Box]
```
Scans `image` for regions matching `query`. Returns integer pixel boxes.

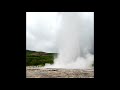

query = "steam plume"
[45,12,94,69]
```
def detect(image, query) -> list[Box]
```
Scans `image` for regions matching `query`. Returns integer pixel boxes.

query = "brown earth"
[26,66,94,78]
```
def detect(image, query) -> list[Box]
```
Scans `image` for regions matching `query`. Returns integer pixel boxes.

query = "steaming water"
[45,12,94,69]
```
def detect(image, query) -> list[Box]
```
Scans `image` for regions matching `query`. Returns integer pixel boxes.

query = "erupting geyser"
[45,12,94,69]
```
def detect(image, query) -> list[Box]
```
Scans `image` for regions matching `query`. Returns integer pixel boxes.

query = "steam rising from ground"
[45,12,94,69]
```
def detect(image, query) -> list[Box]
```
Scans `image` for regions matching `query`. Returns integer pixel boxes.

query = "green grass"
[26,50,55,66]
[92,63,94,67]
[26,50,94,67]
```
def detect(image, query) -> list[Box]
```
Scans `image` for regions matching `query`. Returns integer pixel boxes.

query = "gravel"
[26,66,94,78]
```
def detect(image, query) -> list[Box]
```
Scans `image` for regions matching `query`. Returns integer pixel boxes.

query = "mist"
[44,12,94,69]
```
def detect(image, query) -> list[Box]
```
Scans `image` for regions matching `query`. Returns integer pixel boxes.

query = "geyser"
[45,12,94,69]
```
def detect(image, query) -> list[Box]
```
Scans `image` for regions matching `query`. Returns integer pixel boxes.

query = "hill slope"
[26,50,56,66]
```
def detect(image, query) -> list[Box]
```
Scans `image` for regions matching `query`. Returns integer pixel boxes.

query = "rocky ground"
[26,66,94,78]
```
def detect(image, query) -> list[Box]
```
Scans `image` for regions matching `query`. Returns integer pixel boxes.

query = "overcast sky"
[26,12,61,53]
[26,12,93,53]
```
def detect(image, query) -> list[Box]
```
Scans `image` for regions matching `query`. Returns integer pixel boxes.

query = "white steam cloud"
[45,12,94,69]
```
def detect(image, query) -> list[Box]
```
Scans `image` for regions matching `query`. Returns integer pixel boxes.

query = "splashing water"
[45,12,94,69]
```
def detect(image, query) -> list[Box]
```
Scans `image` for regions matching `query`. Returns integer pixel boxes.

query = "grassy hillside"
[26,50,56,66]
[26,50,94,67]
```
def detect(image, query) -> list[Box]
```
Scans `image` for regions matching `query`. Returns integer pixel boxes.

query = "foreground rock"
[26,66,94,78]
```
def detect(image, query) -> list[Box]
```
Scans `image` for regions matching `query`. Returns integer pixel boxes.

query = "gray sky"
[26,12,93,53]
[26,12,60,53]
